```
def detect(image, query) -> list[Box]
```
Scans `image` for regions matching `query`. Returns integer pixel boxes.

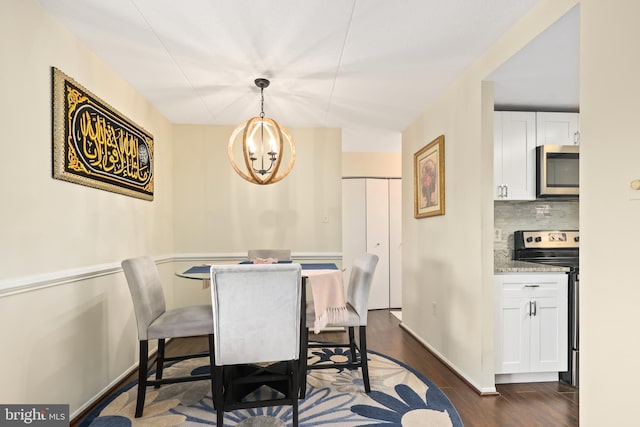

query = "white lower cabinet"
[494,273,568,383]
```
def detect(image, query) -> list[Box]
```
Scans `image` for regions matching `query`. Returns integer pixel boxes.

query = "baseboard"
[70,344,162,422]
[399,322,498,396]
[70,362,139,421]
[495,372,559,384]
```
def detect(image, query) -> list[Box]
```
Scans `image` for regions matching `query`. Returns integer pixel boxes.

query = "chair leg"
[348,327,357,367]
[155,338,165,388]
[135,340,149,418]
[291,360,299,426]
[299,328,309,399]
[208,334,216,410]
[359,326,371,393]
[214,366,224,427]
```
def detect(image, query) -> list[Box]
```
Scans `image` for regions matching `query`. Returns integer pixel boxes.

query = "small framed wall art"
[52,67,154,200]
[414,135,445,218]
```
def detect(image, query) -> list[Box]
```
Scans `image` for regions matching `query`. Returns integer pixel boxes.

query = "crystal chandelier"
[227,78,295,185]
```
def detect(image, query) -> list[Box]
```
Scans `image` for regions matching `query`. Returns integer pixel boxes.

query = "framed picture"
[52,67,154,200]
[414,135,445,218]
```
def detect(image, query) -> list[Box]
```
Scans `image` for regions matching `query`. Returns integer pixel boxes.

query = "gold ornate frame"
[52,67,154,200]
[414,135,445,218]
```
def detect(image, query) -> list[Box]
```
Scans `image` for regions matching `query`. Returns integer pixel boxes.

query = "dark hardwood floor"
[362,310,579,427]
[73,309,578,426]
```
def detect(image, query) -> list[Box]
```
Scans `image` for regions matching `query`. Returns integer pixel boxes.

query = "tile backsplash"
[494,200,579,255]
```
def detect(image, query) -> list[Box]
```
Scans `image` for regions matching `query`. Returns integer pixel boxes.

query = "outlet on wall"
[494,228,503,242]
[432,302,437,316]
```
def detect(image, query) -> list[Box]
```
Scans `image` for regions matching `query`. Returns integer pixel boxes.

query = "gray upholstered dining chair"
[247,249,292,261]
[209,263,304,427]
[300,252,379,398]
[121,256,214,418]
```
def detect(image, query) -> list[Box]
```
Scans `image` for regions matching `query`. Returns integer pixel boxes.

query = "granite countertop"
[494,258,569,273]
[494,250,570,273]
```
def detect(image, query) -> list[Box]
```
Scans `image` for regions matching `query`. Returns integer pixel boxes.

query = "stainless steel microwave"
[536,145,579,197]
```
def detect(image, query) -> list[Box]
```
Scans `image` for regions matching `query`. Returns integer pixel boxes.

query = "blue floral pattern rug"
[79,346,463,426]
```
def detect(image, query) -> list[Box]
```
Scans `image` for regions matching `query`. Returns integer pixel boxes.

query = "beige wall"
[342,152,401,177]
[5,0,640,423]
[0,0,174,414]
[172,125,342,255]
[580,0,640,424]
[401,0,578,393]
[0,1,343,416]
[403,0,640,423]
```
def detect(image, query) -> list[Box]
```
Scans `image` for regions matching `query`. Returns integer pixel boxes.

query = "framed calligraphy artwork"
[52,67,154,200]
[414,135,444,218]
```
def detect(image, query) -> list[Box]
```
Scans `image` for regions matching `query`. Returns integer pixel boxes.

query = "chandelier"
[227,78,295,185]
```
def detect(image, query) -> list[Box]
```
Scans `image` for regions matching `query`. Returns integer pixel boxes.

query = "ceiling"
[36,0,578,151]
[491,5,579,112]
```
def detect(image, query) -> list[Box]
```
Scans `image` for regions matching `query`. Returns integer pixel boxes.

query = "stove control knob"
[526,237,533,243]
[535,237,542,242]
[574,236,580,242]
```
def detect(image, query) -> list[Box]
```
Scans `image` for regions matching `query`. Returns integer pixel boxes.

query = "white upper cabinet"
[494,111,537,200]
[536,112,580,146]
[494,111,580,201]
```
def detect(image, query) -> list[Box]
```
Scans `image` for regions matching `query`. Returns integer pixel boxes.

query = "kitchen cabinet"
[494,111,537,200]
[494,273,568,383]
[342,178,402,310]
[536,112,580,146]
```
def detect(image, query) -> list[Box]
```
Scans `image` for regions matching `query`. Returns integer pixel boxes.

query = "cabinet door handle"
[504,185,508,198]
[527,301,532,316]
[524,284,540,288]
[532,300,537,316]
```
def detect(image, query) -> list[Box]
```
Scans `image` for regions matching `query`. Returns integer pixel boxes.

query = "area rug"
[78,346,463,426]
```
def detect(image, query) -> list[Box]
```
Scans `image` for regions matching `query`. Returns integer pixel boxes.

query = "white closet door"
[366,179,390,309]
[342,179,366,296]
[389,179,402,308]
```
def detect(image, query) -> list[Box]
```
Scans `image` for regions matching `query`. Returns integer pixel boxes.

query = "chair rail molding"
[0,252,342,297]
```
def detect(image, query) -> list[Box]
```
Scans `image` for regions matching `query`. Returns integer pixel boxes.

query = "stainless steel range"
[513,230,579,387]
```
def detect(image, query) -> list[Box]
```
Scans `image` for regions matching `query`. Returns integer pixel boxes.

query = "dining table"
[177,262,348,333]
